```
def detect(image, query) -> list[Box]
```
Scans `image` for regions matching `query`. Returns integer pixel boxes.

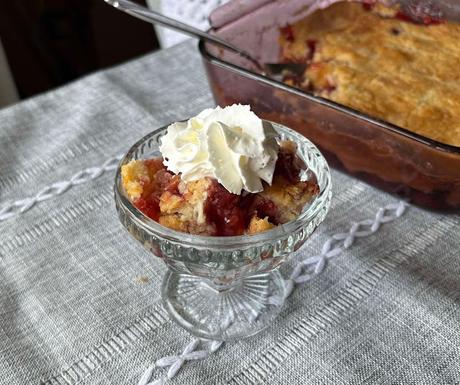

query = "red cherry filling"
[204,181,246,236]
[203,145,308,235]
[362,2,375,12]
[324,81,337,94]
[134,196,160,221]
[306,39,317,61]
[133,160,179,222]
[249,196,279,225]
[280,24,295,42]
[203,182,283,236]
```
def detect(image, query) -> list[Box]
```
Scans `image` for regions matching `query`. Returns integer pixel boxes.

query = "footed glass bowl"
[114,121,332,340]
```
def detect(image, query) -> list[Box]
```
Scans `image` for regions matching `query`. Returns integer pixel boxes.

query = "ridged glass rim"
[114,120,331,249]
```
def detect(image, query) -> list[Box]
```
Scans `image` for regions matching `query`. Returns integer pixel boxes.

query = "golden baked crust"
[159,178,215,235]
[121,158,167,201]
[260,175,319,223]
[247,216,275,234]
[280,2,460,147]
[121,160,154,201]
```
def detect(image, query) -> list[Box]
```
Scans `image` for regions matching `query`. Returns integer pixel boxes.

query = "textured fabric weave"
[0,41,459,385]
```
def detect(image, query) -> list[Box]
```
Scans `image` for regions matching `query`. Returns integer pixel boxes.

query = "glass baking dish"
[199,1,460,211]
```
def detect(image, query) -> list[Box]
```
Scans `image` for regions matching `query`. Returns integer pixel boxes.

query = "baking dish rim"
[199,40,460,155]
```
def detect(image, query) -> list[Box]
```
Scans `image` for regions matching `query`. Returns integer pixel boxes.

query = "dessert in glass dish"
[115,105,331,340]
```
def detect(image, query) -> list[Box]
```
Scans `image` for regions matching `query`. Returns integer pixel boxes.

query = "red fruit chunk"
[251,196,279,225]
[421,15,444,25]
[155,169,180,195]
[306,39,317,61]
[362,3,374,12]
[280,25,295,42]
[144,158,166,175]
[395,11,416,23]
[134,196,160,221]
[324,81,337,94]
[204,181,246,236]
[166,175,181,194]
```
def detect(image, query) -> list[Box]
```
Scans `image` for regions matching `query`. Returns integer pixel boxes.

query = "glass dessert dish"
[114,120,332,340]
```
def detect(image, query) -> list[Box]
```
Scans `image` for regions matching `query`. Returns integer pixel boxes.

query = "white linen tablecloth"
[0,40,459,385]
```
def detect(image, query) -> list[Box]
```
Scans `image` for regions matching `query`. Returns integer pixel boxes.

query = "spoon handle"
[104,0,257,64]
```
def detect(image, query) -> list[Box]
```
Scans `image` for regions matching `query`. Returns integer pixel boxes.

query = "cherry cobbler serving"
[121,105,319,236]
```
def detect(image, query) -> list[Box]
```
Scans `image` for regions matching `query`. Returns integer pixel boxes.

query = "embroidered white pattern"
[0,155,123,221]
[279,200,407,300]
[138,200,408,384]
[0,149,408,384]
[0,150,408,384]
[139,339,224,385]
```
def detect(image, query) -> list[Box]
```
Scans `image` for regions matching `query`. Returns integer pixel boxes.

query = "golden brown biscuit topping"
[280,2,460,146]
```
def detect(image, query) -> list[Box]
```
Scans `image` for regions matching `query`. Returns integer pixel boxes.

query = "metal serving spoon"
[104,0,306,78]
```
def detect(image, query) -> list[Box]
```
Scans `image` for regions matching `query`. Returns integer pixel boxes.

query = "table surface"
[1,40,459,385]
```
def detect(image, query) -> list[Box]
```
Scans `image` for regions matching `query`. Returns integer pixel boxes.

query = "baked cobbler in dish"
[280,2,460,147]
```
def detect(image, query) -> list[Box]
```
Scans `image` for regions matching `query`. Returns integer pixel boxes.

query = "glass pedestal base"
[162,270,286,340]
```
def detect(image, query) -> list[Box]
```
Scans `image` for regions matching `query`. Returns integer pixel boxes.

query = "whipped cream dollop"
[159,104,279,194]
